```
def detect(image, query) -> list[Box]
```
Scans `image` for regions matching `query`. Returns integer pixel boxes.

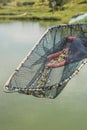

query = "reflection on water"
[0,22,87,130]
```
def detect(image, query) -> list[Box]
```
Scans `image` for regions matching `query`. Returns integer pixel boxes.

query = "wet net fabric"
[5,24,87,99]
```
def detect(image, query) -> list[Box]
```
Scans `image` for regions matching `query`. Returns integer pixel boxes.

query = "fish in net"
[4,24,87,99]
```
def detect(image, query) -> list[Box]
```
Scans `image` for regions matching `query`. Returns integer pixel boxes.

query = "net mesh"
[5,24,87,99]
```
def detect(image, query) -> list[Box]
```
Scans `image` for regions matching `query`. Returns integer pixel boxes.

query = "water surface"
[0,22,87,130]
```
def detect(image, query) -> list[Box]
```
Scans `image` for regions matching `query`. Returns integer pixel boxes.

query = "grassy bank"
[0,0,87,23]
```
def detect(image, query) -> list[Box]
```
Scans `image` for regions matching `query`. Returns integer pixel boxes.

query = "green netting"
[4,24,87,99]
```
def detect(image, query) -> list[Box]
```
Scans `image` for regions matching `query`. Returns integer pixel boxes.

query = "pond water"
[0,22,87,130]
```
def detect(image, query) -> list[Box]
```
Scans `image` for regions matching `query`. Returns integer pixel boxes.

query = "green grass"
[0,0,87,24]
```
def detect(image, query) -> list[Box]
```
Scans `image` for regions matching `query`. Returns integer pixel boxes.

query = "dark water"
[0,22,87,130]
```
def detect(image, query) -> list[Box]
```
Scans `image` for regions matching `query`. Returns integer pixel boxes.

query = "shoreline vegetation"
[0,0,87,24]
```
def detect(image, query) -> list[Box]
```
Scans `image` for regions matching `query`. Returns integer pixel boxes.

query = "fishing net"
[5,24,87,99]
